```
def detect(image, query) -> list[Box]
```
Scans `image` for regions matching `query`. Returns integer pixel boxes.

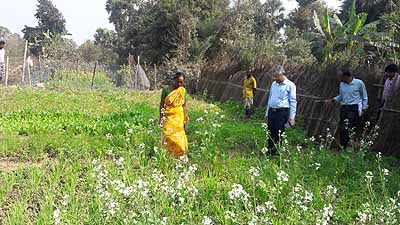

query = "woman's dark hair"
[341,68,352,77]
[174,71,185,80]
[385,64,399,73]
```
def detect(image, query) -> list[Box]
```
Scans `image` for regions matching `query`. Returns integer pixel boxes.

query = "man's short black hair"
[385,64,398,73]
[340,68,352,77]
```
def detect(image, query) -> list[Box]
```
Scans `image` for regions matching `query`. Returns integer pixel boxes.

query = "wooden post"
[136,56,140,89]
[91,61,98,89]
[22,40,28,84]
[27,62,32,86]
[5,56,9,86]
[154,64,157,90]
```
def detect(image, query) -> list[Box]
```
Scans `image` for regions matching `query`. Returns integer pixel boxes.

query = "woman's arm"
[183,101,188,128]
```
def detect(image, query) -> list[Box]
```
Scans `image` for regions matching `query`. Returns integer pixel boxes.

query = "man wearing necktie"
[265,66,297,155]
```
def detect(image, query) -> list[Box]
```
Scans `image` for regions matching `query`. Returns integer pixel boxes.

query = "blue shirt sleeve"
[360,80,368,110]
[289,82,297,120]
[265,85,272,117]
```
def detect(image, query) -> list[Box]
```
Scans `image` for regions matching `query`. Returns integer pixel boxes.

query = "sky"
[0,0,342,46]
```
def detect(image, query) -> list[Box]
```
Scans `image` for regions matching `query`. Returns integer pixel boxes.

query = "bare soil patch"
[0,158,44,173]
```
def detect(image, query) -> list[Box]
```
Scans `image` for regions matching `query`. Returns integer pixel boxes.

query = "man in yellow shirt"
[243,71,257,119]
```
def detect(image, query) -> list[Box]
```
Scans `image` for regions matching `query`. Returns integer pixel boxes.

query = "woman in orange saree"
[159,72,189,159]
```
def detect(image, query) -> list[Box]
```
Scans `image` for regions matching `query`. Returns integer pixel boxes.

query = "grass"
[0,85,399,224]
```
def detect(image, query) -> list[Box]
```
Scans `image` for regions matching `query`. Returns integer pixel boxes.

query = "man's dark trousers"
[267,108,289,154]
[339,104,360,149]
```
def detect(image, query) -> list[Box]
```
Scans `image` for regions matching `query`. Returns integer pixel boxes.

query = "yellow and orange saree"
[162,87,188,159]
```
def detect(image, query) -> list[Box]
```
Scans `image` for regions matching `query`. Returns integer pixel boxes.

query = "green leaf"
[352,13,368,35]
[332,14,343,27]
[348,0,356,25]
[323,9,332,42]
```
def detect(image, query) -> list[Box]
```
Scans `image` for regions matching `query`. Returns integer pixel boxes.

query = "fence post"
[5,56,9,86]
[91,61,98,89]
[22,40,28,85]
[27,60,32,86]
[136,56,140,89]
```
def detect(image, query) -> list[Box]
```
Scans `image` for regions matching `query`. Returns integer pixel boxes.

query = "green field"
[0,86,399,224]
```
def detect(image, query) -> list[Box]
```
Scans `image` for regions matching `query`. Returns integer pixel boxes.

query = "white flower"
[276,170,289,183]
[228,184,250,202]
[376,152,382,161]
[121,186,135,197]
[304,191,313,203]
[161,217,167,225]
[203,216,213,225]
[263,217,273,225]
[116,157,124,166]
[261,123,268,130]
[225,211,236,220]
[127,128,133,134]
[61,194,69,206]
[249,167,260,180]
[312,162,321,170]
[256,205,266,214]
[249,215,259,225]
[53,208,61,218]
[212,123,221,128]
[357,212,372,223]
[196,117,204,122]
[261,147,269,154]
[179,156,189,163]
[106,133,113,140]
[265,201,276,211]
[383,168,390,176]
[326,185,337,196]
[317,204,334,225]
[53,208,61,225]
[365,171,374,182]
[139,143,145,149]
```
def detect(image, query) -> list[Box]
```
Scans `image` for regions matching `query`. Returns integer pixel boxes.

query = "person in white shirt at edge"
[0,40,5,81]
[265,65,297,155]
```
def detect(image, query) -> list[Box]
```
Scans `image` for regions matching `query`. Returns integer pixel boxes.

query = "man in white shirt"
[0,40,5,81]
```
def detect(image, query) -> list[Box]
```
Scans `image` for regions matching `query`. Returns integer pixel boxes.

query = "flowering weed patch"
[0,87,399,224]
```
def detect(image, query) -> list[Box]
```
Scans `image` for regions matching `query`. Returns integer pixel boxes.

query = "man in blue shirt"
[265,66,297,154]
[327,68,368,149]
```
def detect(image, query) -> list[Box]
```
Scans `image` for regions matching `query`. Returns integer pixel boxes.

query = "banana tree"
[313,0,373,62]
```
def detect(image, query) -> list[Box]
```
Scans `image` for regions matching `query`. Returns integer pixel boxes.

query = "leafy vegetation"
[22,0,68,56]
[0,85,399,224]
